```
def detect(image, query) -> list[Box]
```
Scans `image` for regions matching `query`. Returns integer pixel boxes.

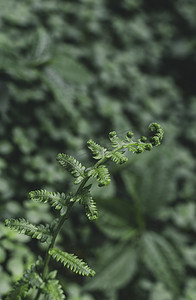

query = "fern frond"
[57,153,86,184]
[87,139,108,159]
[76,186,98,221]
[5,218,52,243]
[47,270,58,280]
[6,258,43,299]
[107,124,163,155]
[107,151,128,165]
[49,248,95,277]
[29,189,69,215]
[23,257,43,284]
[149,122,164,146]
[88,165,111,187]
[42,279,65,300]
[5,281,29,300]
[25,272,43,289]
[108,131,124,148]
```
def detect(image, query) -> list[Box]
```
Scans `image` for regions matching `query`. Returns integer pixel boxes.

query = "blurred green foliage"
[1,0,196,299]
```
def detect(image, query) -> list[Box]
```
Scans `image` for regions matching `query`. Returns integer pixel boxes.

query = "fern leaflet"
[25,272,43,288]
[5,218,52,243]
[107,151,128,164]
[88,165,111,186]
[149,122,164,146]
[29,189,69,215]
[76,186,98,221]
[5,281,29,300]
[42,279,65,300]
[6,258,43,299]
[23,257,43,286]
[57,153,86,184]
[87,139,108,159]
[49,248,95,277]
[108,131,124,148]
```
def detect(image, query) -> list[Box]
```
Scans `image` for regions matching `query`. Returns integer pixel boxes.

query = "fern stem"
[42,206,72,279]
[94,144,125,168]
[34,176,90,300]
[42,178,89,279]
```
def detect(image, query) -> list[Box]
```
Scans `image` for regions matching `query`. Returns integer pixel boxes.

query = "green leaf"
[87,139,108,159]
[154,233,184,280]
[108,131,124,148]
[85,244,137,290]
[24,272,43,289]
[5,218,52,243]
[5,281,29,300]
[57,154,86,184]
[42,279,65,300]
[29,189,69,215]
[6,258,43,299]
[30,27,51,66]
[76,186,98,221]
[107,151,128,165]
[49,248,95,277]
[149,282,173,300]
[43,67,75,115]
[23,257,43,285]
[88,165,111,187]
[47,270,58,280]
[97,210,136,241]
[50,53,91,84]
[141,232,183,294]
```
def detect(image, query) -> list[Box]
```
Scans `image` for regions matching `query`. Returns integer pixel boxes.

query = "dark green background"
[1,0,196,299]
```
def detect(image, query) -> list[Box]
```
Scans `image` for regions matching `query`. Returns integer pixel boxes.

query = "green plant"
[4,123,163,299]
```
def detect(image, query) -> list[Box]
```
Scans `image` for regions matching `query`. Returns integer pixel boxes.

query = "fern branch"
[5,281,29,300]
[29,189,69,215]
[6,258,43,300]
[76,186,98,221]
[108,131,125,148]
[5,218,52,243]
[90,123,163,168]
[106,151,128,164]
[87,139,108,159]
[88,165,111,186]
[42,279,65,300]
[49,247,95,277]
[57,153,86,184]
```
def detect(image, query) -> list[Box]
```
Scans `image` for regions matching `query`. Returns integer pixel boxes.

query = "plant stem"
[34,177,90,300]
[43,205,73,279]
[94,142,140,169]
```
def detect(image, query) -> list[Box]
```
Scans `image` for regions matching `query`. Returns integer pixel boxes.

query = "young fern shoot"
[5,123,163,300]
